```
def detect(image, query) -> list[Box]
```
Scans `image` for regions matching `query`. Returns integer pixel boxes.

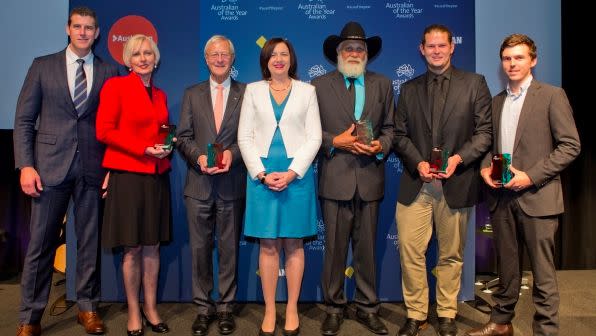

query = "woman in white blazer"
[238,37,321,336]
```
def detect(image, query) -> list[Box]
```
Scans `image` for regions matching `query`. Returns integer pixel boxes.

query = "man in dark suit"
[393,24,492,336]
[13,6,118,336]
[465,34,580,336]
[177,35,246,336]
[312,21,394,336]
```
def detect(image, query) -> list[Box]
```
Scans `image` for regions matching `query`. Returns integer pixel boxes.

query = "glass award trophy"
[355,119,374,145]
[207,143,224,169]
[429,147,449,173]
[156,124,176,151]
[490,153,513,184]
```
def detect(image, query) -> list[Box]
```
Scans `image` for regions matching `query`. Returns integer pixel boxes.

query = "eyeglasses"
[207,52,232,60]
[341,46,366,54]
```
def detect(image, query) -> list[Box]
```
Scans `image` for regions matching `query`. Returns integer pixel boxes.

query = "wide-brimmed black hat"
[323,21,382,64]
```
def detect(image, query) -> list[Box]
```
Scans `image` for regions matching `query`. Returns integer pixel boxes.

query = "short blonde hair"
[123,34,160,67]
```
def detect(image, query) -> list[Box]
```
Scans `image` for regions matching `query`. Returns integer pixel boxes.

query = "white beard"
[338,55,367,78]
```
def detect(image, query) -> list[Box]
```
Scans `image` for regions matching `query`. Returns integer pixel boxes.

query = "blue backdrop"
[67,0,476,302]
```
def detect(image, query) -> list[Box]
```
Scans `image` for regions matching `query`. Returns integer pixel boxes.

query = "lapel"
[258,81,277,126]
[492,92,506,153]
[513,80,539,153]
[417,73,431,130]
[439,68,464,128]
[201,82,217,136]
[56,50,78,117]
[81,55,103,117]
[360,74,377,121]
[219,79,242,133]
[330,71,357,122]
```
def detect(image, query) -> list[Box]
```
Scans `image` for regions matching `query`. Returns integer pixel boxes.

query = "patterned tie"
[214,84,224,133]
[73,59,87,116]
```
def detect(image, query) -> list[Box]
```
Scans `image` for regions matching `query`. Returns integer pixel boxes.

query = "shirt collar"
[210,76,231,90]
[343,73,364,87]
[427,66,452,85]
[506,75,533,97]
[65,46,93,65]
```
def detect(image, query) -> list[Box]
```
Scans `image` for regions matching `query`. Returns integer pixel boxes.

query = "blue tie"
[73,59,87,115]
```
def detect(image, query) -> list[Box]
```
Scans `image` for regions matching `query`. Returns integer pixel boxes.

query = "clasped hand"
[262,170,297,192]
[417,154,461,182]
[333,124,382,155]
[197,150,232,175]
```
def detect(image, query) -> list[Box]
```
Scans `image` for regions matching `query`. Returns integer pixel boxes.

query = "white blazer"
[238,79,322,179]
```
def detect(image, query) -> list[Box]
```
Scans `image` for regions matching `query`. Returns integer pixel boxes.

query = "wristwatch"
[260,172,267,184]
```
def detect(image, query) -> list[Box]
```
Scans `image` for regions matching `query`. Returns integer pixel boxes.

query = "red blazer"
[96,72,171,174]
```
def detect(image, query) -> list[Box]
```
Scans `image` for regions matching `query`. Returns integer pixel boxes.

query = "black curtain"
[560,3,596,269]
[0,129,30,278]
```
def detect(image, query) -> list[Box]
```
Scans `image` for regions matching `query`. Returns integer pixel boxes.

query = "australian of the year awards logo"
[385,2,423,19]
[392,63,415,95]
[210,0,248,21]
[298,0,336,20]
[305,218,325,252]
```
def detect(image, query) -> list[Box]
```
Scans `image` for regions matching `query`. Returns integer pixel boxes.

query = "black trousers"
[320,194,380,314]
[490,193,560,335]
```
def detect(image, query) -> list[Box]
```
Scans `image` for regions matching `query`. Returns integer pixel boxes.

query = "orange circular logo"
[107,15,158,65]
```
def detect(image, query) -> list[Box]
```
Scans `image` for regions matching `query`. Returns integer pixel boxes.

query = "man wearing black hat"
[312,21,395,336]
[393,24,492,336]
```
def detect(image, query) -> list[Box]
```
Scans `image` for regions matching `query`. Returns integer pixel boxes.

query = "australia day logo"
[229,66,239,80]
[305,218,325,252]
[308,64,327,81]
[392,63,415,95]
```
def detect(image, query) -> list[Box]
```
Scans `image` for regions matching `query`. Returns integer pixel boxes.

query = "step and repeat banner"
[68,0,476,302]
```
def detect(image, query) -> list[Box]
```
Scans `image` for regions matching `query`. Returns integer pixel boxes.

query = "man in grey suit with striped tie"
[13,6,118,336]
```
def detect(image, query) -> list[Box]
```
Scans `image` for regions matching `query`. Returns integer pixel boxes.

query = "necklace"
[269,80,292,92]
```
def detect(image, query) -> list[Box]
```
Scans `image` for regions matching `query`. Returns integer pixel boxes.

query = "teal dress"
[243,91,318,239]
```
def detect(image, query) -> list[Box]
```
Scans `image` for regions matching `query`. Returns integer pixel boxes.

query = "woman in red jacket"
[97,34,171,336]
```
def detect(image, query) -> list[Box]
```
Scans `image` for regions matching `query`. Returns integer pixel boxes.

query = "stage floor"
[1,270,594,335]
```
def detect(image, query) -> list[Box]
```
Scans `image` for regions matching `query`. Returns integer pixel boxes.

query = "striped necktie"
[73,59,88,115]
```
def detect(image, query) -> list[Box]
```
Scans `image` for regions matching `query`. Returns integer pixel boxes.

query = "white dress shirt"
[65,46,94,100]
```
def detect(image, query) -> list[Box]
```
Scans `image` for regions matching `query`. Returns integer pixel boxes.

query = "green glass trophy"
[490,153,512,184]
[207,143,224,169]
[429,147,449,173]
[156,124,176,151]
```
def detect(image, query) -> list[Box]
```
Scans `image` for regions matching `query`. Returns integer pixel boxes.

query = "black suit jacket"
[177,79,247,201]
[394,67,492,208]
[13,49,118,186]
[312,70,395,202]
[483,80,580,216]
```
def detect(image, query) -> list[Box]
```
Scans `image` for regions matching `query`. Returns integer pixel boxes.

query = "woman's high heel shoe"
[259,327,276,336]
[141,310,170,333]
[127,329,144,336]
[282,326,300,335]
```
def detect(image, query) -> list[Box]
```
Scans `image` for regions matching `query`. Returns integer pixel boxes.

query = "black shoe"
[127,329,144,336]
[437,317,457,336]
[141,311,169,333]
[355,310,388,335]
[397,318,428,336]
[192,314,213,336]
[259,327,276,336]
[217,312,236,335]
[282,326,300,335]
[321,313,343,335]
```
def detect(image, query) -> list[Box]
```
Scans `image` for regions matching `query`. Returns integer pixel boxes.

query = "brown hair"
[500,34,537,60]
[68,6,98,27]
[421,24,453,45]
[259,38,298,80]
